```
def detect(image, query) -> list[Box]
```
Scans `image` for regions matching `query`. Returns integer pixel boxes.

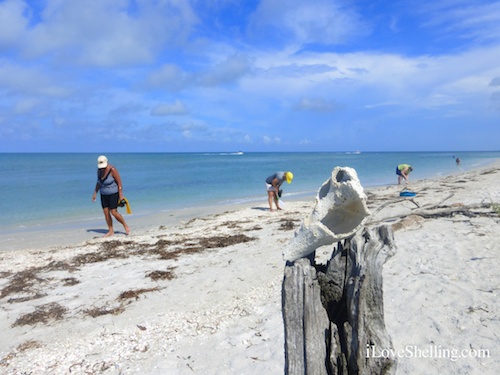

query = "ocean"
[1,151,499,237]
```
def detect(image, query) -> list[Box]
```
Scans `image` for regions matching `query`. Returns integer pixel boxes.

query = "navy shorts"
[395,167,402,176]
[101,192,119,209]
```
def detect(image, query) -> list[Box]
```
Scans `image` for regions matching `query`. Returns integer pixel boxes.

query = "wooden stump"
[282,225,397,375]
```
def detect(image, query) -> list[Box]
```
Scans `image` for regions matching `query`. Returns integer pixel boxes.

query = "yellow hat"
[286,172,293,184]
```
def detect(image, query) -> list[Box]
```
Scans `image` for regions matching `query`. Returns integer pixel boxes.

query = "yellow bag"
[118,197,132,214]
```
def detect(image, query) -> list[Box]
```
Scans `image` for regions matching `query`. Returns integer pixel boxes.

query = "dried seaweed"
[1,233,256,304]
[147,270,176,281]
[0,340,43,366]
[118,287,160,301]
[12,302,68,327]
[7,293,47,303]
[16,340,43,352]
[84,305,125,318]
[62,277,80,286]
[0,268,45,299]
[71,248,127,266]
[148,234,256,259]
[278,220,297,231]
[198,234,255,248]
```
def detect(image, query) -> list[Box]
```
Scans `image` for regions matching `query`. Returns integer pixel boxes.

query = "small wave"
[201,152,244,156]
[220,152,244,156]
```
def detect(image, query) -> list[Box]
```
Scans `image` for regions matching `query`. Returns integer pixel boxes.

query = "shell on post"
[283,167,370,262]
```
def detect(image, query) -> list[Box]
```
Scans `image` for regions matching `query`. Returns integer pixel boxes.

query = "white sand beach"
[0,163,499,375]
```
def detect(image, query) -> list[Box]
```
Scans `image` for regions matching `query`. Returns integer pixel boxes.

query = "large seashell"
[283,166,370,262]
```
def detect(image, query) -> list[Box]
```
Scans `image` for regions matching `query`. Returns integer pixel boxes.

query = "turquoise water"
[0,151,499,235]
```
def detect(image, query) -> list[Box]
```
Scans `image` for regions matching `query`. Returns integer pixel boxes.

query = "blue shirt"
[266,172,286,185]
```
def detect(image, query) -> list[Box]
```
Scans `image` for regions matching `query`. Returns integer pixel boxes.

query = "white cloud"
[14,97,41,114]
[151,100,189,116]
[293,97,338,112]
[364,101,400,109]
[1,0,500,151]
[0,0,29,48]
[491,91,500,110]
[263,135,281,144]
[13,0,199,67]
[489,77,500,87]
[198,54,252,86]
[109,102,147,117]
[250,42,500,115]
[0,60,72,97]
[420,0,500,43]
[145,64,190,91]
[249,0,368,45]
[145,54,252,91]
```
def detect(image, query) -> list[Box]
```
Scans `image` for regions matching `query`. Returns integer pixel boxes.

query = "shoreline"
[2,151,499,242]
[1,159,498,253]
[0,162,499,374]
[0,190,322,253]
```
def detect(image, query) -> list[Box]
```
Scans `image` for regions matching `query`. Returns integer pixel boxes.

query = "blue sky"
[0,0,499,152]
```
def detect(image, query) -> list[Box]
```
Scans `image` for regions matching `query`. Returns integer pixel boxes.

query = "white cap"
[97,155,108,168]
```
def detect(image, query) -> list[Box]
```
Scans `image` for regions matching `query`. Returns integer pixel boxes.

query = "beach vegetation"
[118,287,160,301]
[62,277,80,286]
[72,244,130,265]
[150,234,256,260]
[12,302,67,327]
[16,340,43,352]
[0,269,45,300]
[0,340,44,365]
[278,218,300,230]
[84,288,162,318]
[147,270,176,281]
[1,223,259,332]
[220,220,251,229]
[84,305,125,318]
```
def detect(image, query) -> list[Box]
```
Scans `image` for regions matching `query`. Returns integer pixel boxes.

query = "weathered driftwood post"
[282,167,396,375]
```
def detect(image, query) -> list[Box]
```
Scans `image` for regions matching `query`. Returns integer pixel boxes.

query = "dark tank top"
[98,168,118,195]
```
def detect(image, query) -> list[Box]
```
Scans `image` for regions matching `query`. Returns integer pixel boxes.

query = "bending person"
[265,171,293,211]
[396,164,413,185]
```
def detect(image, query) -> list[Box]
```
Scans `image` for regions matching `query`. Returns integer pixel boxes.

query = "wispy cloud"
[293,97,339,112]
[5,0,198,67]
[1,0,499,152]
[419,0,500,43]
[249,0,368,45]
[151,101,189,116]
